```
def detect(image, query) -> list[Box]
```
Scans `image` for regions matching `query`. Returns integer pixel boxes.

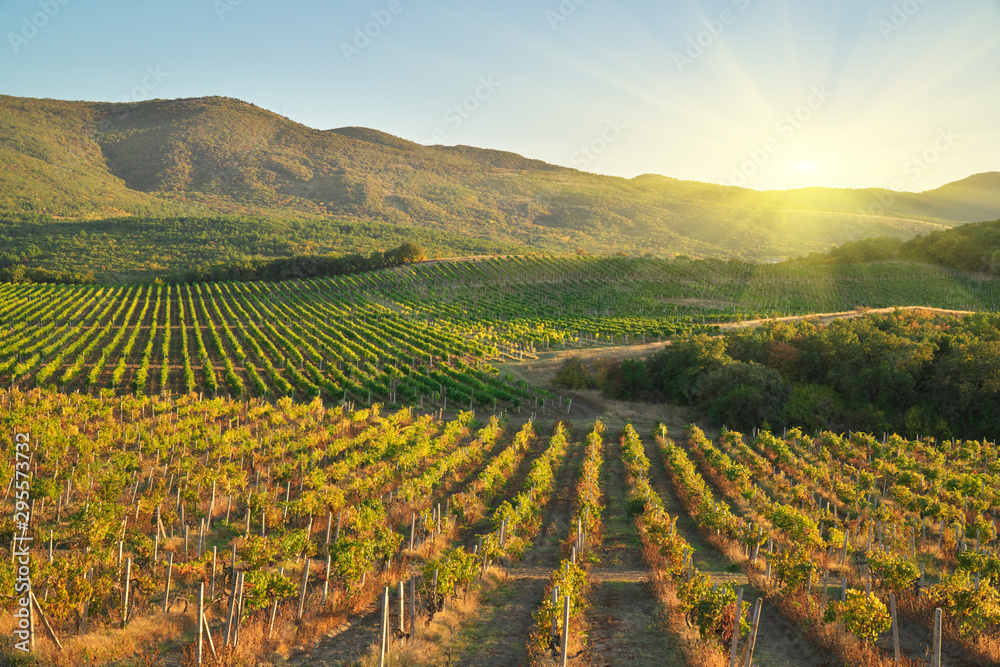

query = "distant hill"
[758,172,1000,226]
[2,94,999,262]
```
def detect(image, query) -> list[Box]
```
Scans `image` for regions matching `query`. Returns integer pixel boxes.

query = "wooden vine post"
[196,583,204,666]
[559,594,570,667]
[378,586,389,667]
[297,560,310,620]
[889,592,900,665]
[729,587,744,667]
[121,557,131,627]
[931,607,942,667]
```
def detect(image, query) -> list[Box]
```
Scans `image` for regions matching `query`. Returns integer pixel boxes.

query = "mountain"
[757,172,1000,227]
[2,94,999,263]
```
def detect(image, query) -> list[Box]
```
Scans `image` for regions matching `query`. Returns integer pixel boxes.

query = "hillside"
[900,217,1000,273]
[2,94,999,262]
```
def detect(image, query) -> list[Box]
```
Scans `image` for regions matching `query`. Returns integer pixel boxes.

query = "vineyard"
[2,387,999,666]
[5,256,1000,414]
[5,254,1000,665]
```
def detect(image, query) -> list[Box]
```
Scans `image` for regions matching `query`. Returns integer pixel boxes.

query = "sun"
[796,161,817,174]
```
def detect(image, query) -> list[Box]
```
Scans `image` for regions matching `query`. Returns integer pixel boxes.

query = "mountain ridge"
[1,93,999,260]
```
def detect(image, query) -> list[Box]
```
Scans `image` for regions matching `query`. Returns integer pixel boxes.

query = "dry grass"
[895,590,1000,666]
[0,611,191,667]
[349,570,499,667]
[639,534,728,667]
[757,579,920,667]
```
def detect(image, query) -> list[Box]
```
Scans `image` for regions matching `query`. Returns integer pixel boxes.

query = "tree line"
[556,309,1000,439]
[164,242,427,283]
[788,218,1000,274]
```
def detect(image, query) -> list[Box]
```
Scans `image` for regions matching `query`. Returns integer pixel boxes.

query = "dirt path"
[582,432,686,667]
[288,597,382,667]
[646,431,841,667]
[450,428,586,666]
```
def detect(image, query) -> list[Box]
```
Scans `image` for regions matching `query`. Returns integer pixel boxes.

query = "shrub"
[552,356,597,390]
[824,589,890,645]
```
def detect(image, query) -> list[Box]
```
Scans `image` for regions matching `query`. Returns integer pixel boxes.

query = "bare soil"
[449,429,587,666]
[581,433,686,667]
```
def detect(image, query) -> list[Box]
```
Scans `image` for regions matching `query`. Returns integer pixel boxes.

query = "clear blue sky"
[2,0,998,191]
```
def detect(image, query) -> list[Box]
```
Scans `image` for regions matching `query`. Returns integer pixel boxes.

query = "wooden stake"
[223,567,237,645]
[29,590,62,651]
[932,607,942,667]
[551,586,560,645]
[729,587,744,667]
[268,567,284,639]
[202,611,217,658]
[162,553,174,614]
[889,592,900,665]
[399,580,405,634]
[122,557,132,627]
[379,586,389,667]
[197,583,204,666]
[740,598,762,667]
[410,574,417,640]
[297,560,310,620]
[322,555,331,606]
[233,572,245,647]
[560,594,570,667]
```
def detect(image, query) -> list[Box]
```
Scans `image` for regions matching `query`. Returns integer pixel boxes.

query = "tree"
[692,362,785,430]
[392,242,426,264]
[648,334,731,404]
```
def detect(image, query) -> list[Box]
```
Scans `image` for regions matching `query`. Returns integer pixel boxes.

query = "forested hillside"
[3,94,1000,263]
[788,218,1000,276]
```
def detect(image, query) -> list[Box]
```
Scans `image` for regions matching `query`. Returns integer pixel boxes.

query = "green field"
[4,256,1000,410]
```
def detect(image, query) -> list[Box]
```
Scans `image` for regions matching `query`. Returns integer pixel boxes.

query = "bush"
[648,333,731,404]
[552,357,597,390]
[824,589,890,645]
[692,362,785,430]
[598,358,654,399]
[783,383,844,431]
[867,548,919,593]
